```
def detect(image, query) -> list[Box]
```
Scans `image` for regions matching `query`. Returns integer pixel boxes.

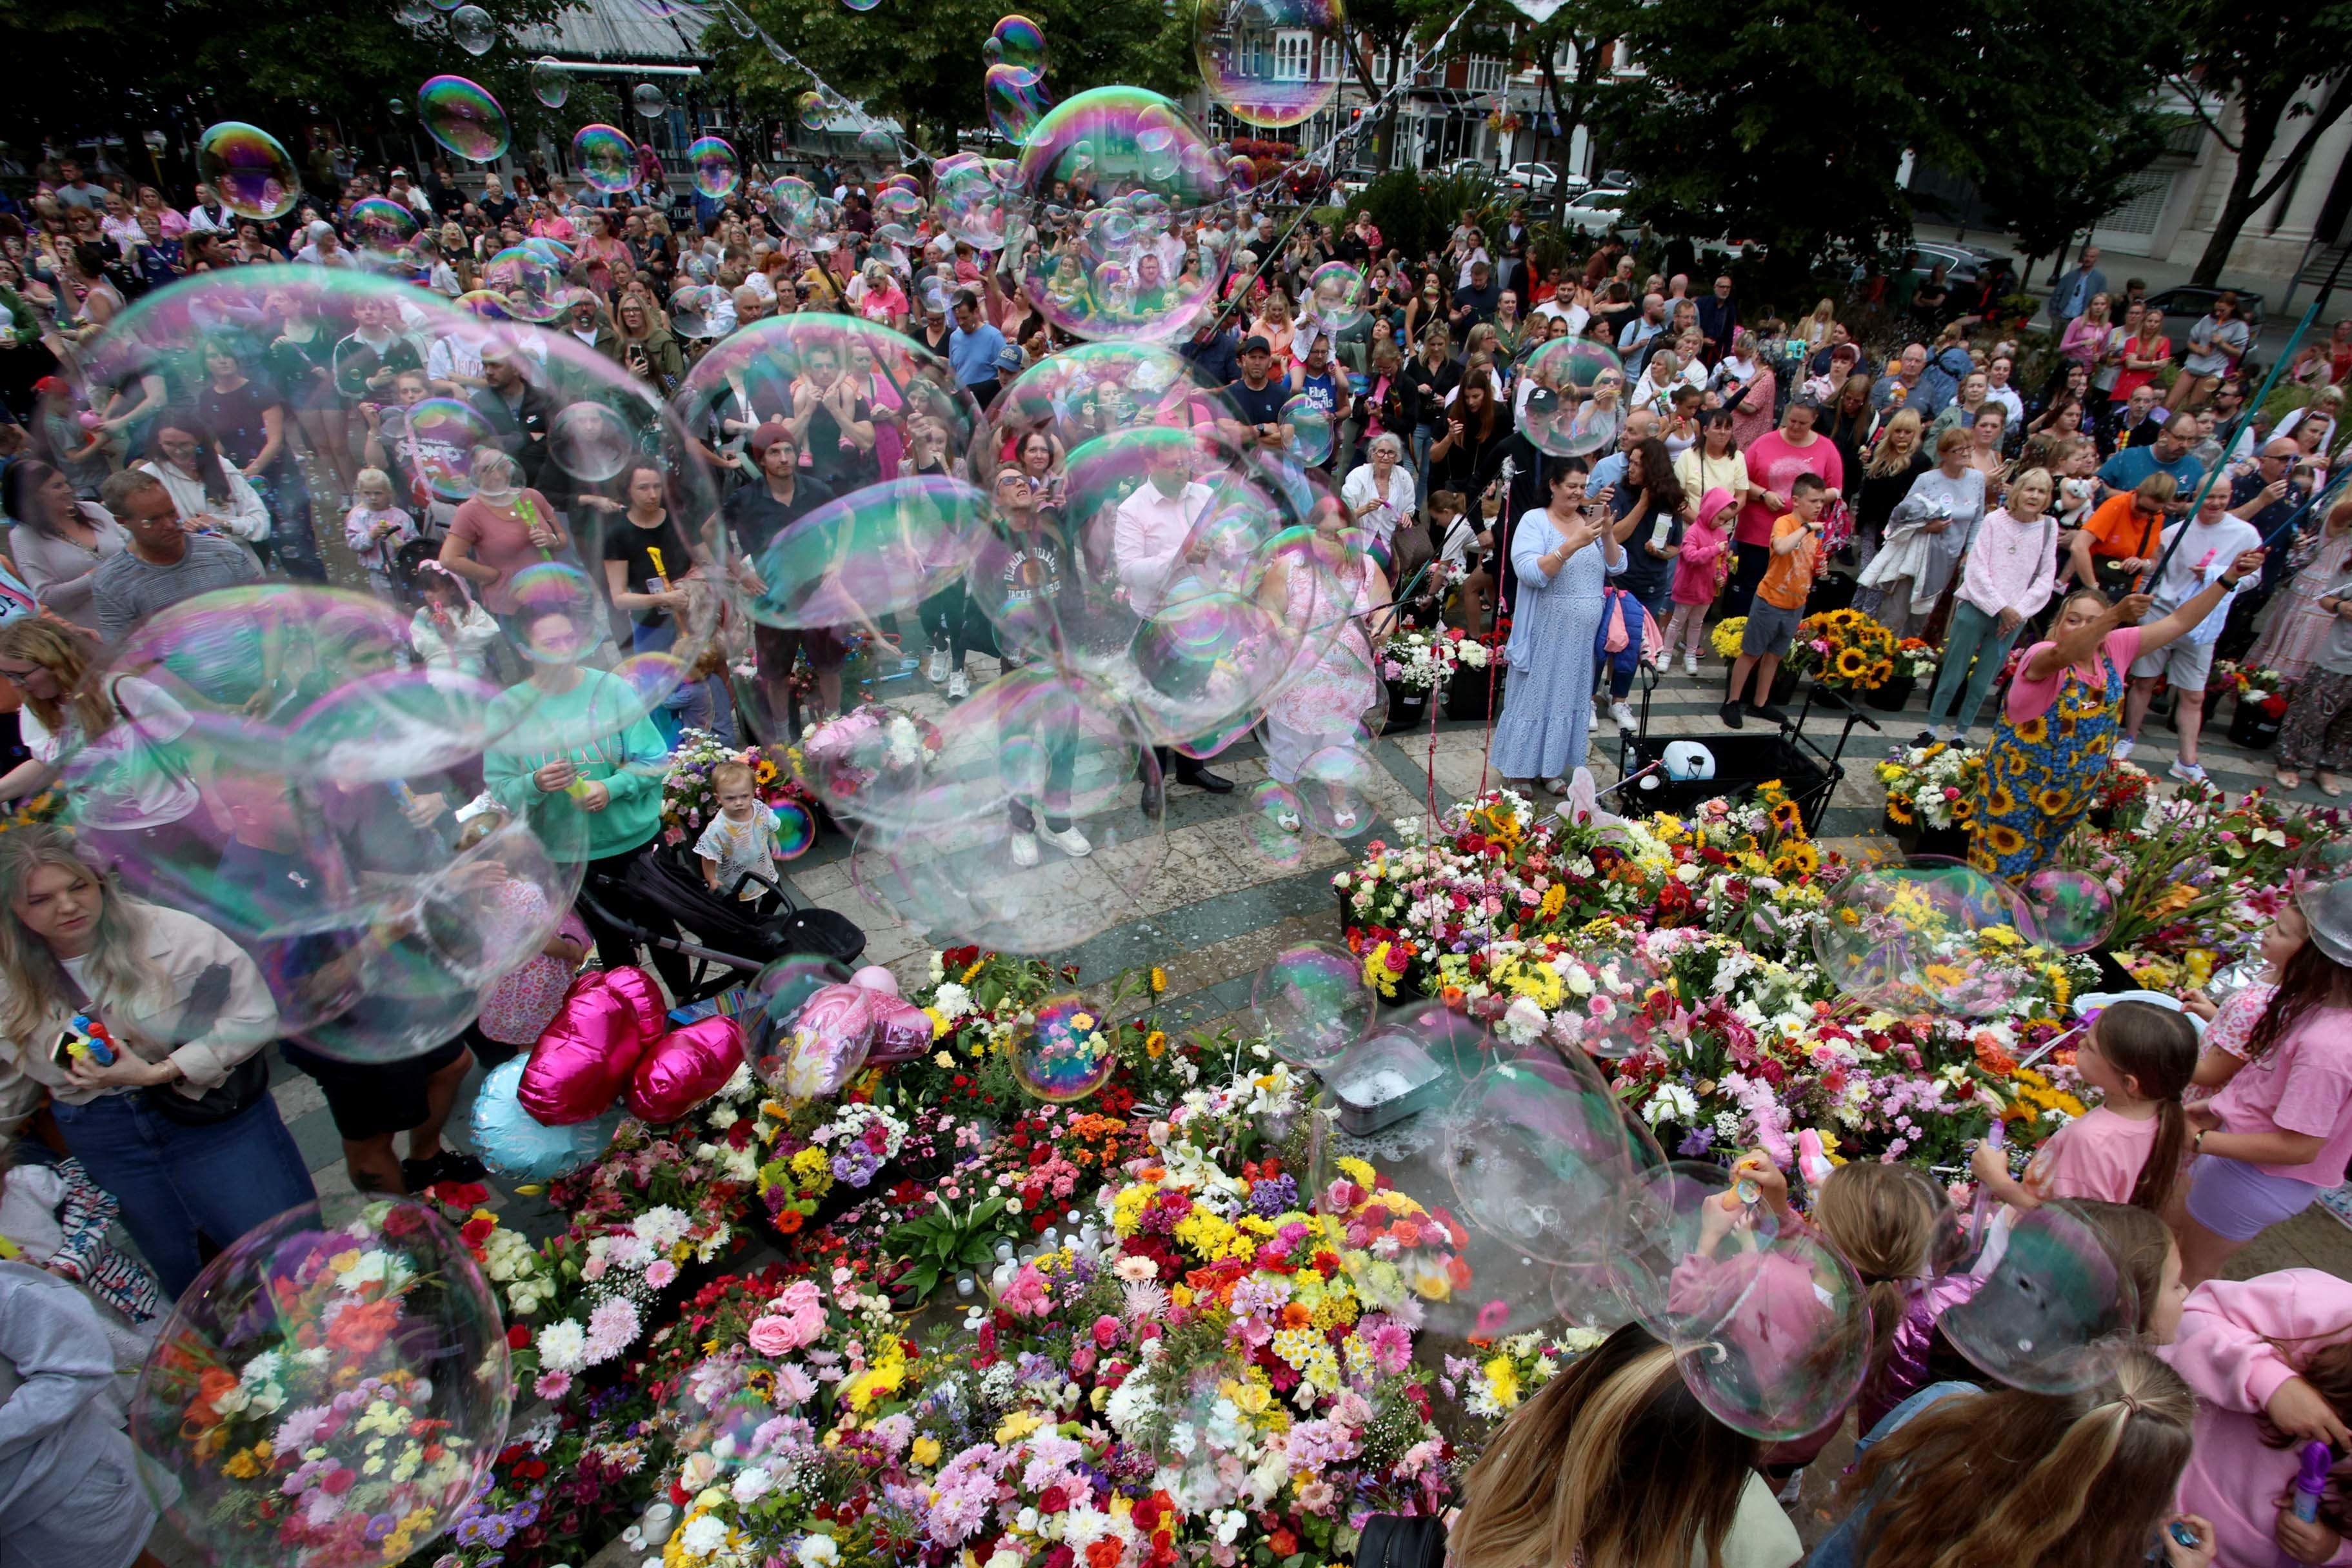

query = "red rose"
[1038,1485,1071,1513]
[1270,1528,1299,1557]
[430,1180,490,1208]
[321,1468,356,1495]
[461,1216,495,1249]
[1085,1542,1121,1568]
[506,1324,530,1349]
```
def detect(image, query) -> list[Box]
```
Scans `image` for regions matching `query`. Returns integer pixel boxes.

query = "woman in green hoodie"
[482,603,671,968]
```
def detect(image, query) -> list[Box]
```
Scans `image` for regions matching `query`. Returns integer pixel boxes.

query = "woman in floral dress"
[1969,560,2262,880]
[2249,495,2352,681]
[1257,508,1393,829]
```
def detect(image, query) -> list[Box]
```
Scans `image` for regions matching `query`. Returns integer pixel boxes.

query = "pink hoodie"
[2164,1270,2352,1567]
[1673,486,1735,607]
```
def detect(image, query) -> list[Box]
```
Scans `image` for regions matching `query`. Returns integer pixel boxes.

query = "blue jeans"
[50,1088,317,1300]
[1924,600,2021,733]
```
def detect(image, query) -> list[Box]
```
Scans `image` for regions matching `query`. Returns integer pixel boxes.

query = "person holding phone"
[1491,462,1625,795]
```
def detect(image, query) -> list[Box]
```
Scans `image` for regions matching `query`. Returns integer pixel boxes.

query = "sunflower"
[2033,786,2073,814]
[1833,648,1869,680]
[1886,797,1916,824]
[1768,797,1804,831]
[1984,823,2026,855]
[2013,716,2049,745]
[1949,798,1975,822]
[1985,783,2018,816]
[1868,659,1896,686]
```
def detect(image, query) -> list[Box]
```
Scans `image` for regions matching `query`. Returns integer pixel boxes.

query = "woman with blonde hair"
[1809,1347,2208,1568]
[0,825,312,1299]
[1800,297,1836,350]
[1849,407,1929,573]
[1450,1320,1802,1568]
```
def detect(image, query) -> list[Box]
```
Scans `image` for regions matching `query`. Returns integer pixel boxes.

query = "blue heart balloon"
[469,1057,621,1181]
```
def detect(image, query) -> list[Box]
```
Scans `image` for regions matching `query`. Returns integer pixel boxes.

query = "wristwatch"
[2193,1128,2207,1155]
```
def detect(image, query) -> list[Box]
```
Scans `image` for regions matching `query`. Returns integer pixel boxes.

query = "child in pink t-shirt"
[2165,1269,2352,1568]
[1664,486,1734,669]
[1971,999,2196,1211]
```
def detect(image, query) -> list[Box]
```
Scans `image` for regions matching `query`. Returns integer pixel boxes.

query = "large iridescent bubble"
[1813,860,2055,1016]
[572,123,639,194]
[1195,0,1345,128]
[1519,339,1627,458]
[417,75,512,162]
[197,122,300,221]
[1015,87,1231,343]
[990,13,1048,84]
[130,1198,512,1568]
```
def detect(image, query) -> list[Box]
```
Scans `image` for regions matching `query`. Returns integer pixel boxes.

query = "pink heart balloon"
[626,1015,747,1123]
[601,965,669,1040]
[519,973,652,1125]
[764,983,877,1098]
[866,998,934,1066]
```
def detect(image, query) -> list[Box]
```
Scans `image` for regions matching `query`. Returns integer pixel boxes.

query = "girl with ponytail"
[1969,998,2195,1215]
[1810,1347,2210,1568]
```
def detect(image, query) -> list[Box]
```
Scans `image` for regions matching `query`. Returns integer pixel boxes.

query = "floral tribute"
[1786,607,1897,691]
[1379,625,1490,691]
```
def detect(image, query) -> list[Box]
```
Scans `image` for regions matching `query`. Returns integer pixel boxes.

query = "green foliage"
[0,0,565,155]
[882,1193,1016,1304]
[1343,169,1504,262]
[699,0,1191,154]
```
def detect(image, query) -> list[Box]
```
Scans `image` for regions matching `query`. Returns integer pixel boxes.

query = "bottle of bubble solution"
[2277,1441,2332,1568]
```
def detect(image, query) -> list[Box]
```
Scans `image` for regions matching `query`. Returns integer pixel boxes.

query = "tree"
[1592,0,2174,297]
[2164,0,2352,286]
[1978,106,2173,286]
[698,0,1190,155]
[0,0,564,170]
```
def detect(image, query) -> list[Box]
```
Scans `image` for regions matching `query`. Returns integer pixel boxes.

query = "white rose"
[679,1514,727,1558]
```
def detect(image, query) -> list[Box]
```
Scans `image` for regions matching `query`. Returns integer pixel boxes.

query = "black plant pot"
[1382,680,1431,735]
[2229,700,2284,750]
[1863,675,1917,713]
[1446,662,1500,720]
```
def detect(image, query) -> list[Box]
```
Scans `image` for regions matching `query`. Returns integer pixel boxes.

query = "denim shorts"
[2184,1153,2325,1241]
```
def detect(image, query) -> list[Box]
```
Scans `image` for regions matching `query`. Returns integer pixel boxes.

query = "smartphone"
[48,1027,74,1072]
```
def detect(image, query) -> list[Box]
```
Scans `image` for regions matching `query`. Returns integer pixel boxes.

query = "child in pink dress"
[1971,998,2196,1212]
[1664,486,1734,671]
[458,808,592,1066]
[1257,521,1392,830]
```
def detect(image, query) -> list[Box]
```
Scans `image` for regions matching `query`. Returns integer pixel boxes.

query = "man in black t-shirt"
[790,341,878,491]
[724,422,846,730]
[1222,336,1289,454]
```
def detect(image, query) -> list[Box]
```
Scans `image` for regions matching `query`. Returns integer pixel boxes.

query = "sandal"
[1542,776,1570,796]
[2322,773,2345,798]
[2277,768,2304,790]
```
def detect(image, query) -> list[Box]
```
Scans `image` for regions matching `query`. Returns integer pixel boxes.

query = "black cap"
[1241,334,1271,355]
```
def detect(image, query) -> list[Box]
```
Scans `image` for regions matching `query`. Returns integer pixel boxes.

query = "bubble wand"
[2278,1440,2333,1568]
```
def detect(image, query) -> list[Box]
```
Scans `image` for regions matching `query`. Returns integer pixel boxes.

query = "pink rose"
[746,1315,799,1356]
[1091,1315,1122,1349]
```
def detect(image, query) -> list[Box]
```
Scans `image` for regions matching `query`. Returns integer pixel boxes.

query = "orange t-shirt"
[1756,513,1817,611]
[2080,492,2164,562]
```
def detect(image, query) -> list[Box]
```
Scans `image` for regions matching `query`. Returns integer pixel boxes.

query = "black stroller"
[577,842,867,1006]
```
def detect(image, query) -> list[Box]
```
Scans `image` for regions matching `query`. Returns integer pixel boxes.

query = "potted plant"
[1868,637,1939,713]
[2226,664,2290,749]
[1875,740,1982,858]
[1786,607,1900,704]
[1382,625,1488,734]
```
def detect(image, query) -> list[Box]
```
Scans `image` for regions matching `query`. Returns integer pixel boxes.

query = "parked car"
[1330,164,1384,203]
[2144,286,2268,364]
[1559,187,1635,239]
[1503,162,1559,192]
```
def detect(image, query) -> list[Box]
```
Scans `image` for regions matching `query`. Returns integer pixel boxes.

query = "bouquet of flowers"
[1380,625,1488,691]
[1787,608,1897,691]
[788,704,939,815]
[132,1200,510,1568]
[1709,616,1747,660]
[2089,757,2155,825]
[1876,741,1984,830]
[2228,664,2292,720]
[1889,637,1938,682]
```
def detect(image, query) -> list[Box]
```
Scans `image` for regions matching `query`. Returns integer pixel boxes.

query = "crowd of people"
[0,139,2350,1568]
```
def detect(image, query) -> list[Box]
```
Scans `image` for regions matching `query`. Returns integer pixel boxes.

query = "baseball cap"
[1240,334,1271,355]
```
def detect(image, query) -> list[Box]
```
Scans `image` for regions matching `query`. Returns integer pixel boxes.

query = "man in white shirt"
[388,170,434,217]
[1110,437,1234,805]
[184,184,234,234]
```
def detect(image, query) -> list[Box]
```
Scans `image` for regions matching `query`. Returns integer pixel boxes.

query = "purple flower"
[1676,1127,1714,1157]
[364,1514,400,1543]
[1249,1175,1299,1216]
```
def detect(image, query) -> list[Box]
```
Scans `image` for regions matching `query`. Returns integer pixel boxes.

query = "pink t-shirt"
[2025,1105,2159,1204]
[2208,1004,2352,1184]
[1736,431,1844,547]
[447,488,559,615]
[2001,625,2144,724]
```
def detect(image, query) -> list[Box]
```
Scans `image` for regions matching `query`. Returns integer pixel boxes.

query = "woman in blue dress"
[1492,462,1624,792]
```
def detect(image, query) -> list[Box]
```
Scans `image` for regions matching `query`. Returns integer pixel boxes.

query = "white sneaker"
[1683,653,1699,678]
[947,670,969,700]
[2168,759,2208,784]
[1333,809,1359,831]
[1275,809,1302,833]
[2111,737,2135,762]
[1610,700,1637,729]
[1009,831,1040,868]
[1039,824,1093,858]
[927,648,948,683]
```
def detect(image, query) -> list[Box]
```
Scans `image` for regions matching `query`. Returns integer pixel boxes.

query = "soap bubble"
[448,2,497,53]
[632,82,670,119]
[1293,743,1379,837]
[774,800,816,860]
[989,341,1217,454]
[1250,940,1372,1068]
[986,65,1048,144]
[1938,1203,2142,1393]
[843,0,882,10]
[470,1057,623,1180]
[131,1198,510,1568]
[1306,260,1369,333]
[546,401,636,484]
[2021,867,2115,954]
[1550,1161,1774,1335]
[1015,87,1231,342]
[404,399,498,498]
[1518,339,1627,458]
[572,124,639,194]
[1670,1227,1872,1440]
[344,196,419,253]
[1195,0,1344,128]
[197,122,299,221]
[1445,1050,1642,1266]
[847,668,1170,954]
[796,90,829,130]
[1546,938,1677,1061]
[531,55,572,108]
[932,154,1010,250]
[418,75,511,162]
[1813,860,2051,1016]
[1282,392,1335,466]
[1245,780,1311,868]
[1011,993,1116,1102]
[991,13,1047,84]
[688,135,740,198]
[480,244,564,322]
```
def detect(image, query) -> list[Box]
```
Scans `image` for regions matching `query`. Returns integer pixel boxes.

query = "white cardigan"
[137,459,271,544]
